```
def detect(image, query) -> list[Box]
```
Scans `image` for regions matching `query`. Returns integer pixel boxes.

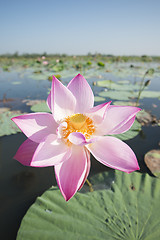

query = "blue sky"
[0,0,160,55]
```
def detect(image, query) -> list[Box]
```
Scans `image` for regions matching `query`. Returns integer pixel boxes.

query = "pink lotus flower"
[42,61,48,65]
[12,74,140,201]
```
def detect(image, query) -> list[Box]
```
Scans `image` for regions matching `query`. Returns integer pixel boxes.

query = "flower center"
[70,113,86,130]
[61,113,95,144]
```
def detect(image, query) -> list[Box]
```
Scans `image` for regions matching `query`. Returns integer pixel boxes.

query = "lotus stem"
[86,179,94,192]
[136,72,147,106]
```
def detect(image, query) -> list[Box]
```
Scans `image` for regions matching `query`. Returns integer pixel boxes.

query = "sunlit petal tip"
[78,149,91,191]
[126,164,140,173]
[69,73,86,82]
[11,113,58,143]
[98,105,141,135]
[87,136,140,173]
[47,76,60,112]
[77,73,84,77]
[88,101,112,113]
[54,169,74,201]
[47,76,60,111]
[106,100,112,105]
[50,75,76,122]
[54,172,68,201]
[52,75,59,80]
[129,106,141,116]
[87,101,112,125]
[11,116,16,121]
[103,100,112,109]
[67,74,94,112]
[54,146,88,201]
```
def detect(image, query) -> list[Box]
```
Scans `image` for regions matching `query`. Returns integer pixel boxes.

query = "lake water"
[0,59,160,239]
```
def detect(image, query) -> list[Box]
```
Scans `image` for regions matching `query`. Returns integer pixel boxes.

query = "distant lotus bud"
[144,79,151,87]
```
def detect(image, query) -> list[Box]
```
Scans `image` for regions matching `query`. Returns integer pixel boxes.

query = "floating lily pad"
[28,73,47,80]
[144,150,160,178]
[0,110,24,136]
[96,79,114,86]
[94,96,106,102]
[0,107,10,113]
[52,64,64,72]
[30,101,51,113]
[96,80,140,91]
[140,91,160,99]
[28,71,52,80]
[99,90,136,101]
[136,110,158,126]
[2,66,10,71]
[113,101,137,106]
[117,80,130,84]
[22,99,45,106]
[17,170,160,240]
[33,70,42,74]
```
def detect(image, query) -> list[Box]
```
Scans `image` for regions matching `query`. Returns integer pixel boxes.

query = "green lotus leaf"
[94,96,106,102]
[144,150,160,178]
[52,64,64,72]
[28,73,48,80]
[30,102,51,113]
[17,171,160,240]
[140,91,160,99]
[99,90,136,101]
[113,101,137,106]
[96,79,114,87]
[136,110,153,125]
[117,80,130,84]
[0,111,24,136]
[96,80,140,91]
